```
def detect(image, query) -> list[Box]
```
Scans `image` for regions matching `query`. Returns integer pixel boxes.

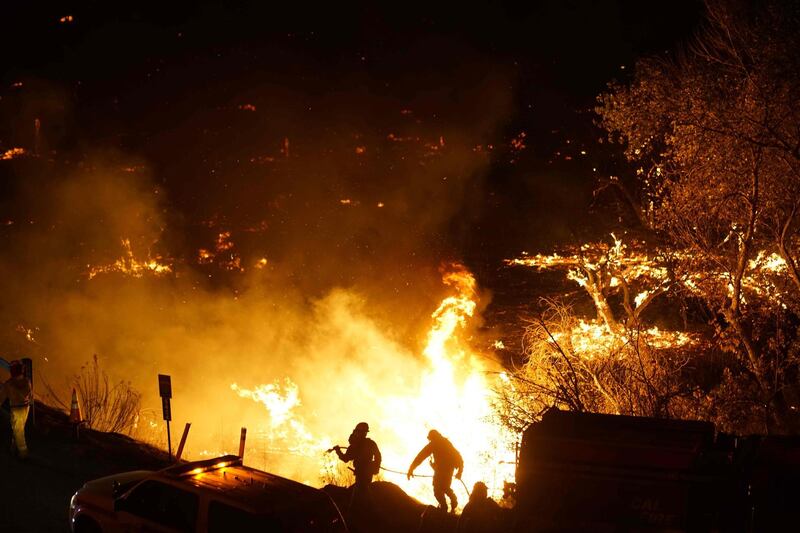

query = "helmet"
[471,481,488,500]
[354,422,369,434]
[427,429,442,441]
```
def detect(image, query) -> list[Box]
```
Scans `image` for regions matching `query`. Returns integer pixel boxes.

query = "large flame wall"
[231,263,517,504]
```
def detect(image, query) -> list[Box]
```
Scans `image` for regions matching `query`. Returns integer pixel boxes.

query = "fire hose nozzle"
[326,445,348,453]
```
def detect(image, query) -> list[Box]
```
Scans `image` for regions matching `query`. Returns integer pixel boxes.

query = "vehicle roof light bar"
[166,454,242,477]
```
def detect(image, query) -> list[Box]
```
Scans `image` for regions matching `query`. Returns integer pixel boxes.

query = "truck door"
[115,479,199,532]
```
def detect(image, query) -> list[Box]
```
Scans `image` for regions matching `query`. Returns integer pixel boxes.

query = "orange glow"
[1,148,26,160]
[510,131,527,151]
[215,232,234,252]
[506,235,699,356]
[197,249,214,264]
[87,239,172,279]
[194,232,246,271]
[230,264,517,506]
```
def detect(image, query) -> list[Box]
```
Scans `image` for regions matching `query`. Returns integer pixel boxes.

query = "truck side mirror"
[113,496,126,513]
[113,488,129,513]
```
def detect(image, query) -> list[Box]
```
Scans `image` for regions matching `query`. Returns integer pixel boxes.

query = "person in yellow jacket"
[1,360,32,458]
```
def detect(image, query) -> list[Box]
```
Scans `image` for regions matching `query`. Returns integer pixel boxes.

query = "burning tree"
[499,1,800,434]
[498,236,700,430]
[591,0,800,432]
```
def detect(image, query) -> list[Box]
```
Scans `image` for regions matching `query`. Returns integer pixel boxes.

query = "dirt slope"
[0,402,170,533]
[0,402,464,533]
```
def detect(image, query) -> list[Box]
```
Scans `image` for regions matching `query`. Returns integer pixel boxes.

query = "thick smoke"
[0,54,512,487]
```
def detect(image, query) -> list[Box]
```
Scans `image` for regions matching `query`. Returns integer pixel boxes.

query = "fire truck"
[514,408,800,532]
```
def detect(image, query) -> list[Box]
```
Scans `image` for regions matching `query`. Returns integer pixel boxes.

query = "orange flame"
[1,148,27,160]
[231,264,516,506]
[87,239,172,279]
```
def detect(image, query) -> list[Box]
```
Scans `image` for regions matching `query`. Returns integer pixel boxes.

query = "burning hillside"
[0,55,521,508]
[5,6,800,531]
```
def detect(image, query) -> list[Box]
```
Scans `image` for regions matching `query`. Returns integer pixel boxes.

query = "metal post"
[158,375,173,461]
[167,420,172,460]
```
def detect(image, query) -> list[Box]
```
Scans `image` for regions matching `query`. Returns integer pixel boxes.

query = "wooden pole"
[238,427,247,460]
[175,422,191,462]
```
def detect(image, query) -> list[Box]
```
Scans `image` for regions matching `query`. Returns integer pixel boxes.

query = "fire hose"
[382,466,471,498]
[377,465,432,478]
[326,446,434,477]
[325,446,470,497]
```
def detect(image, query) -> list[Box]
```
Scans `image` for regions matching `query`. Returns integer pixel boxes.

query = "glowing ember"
[1,148,27,160]
[87,239,172,279]
[195,232,245,272]
[216,232,234,252]
[16,324,38,344]
[197,249,214,264]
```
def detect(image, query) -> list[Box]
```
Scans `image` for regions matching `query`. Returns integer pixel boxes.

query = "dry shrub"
[495,300,699,433]
[320,452,356,487]
[74,354,142,434]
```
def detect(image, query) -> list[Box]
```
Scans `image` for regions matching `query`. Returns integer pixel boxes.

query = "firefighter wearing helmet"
[334,422,382,507]
[408,429,464,512]
[1,360,33,459]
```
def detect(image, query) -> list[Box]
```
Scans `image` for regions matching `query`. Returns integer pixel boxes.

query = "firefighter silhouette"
[458,481,504,532]
[407,429,464,512]
[334,422,381,509]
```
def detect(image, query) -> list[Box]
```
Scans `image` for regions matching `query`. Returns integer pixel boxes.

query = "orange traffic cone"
[70,388,83,440]
[69,388,82,424]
